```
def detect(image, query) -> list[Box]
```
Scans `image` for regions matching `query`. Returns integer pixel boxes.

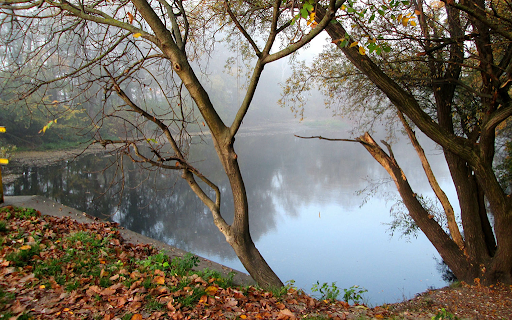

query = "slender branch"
[398,111,464,249]
[262,0,343,64]
[20,34,130,100]
[444,1,512,41]
[260,0,282,56]
[42,0,157,43]
[484,103,512,134]
[156,0,184,50]
[294,134,360,143]
[105,68,224,218]
[224,0,261,56]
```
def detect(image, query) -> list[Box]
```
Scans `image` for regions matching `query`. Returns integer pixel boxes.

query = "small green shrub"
[311,281,340,302]
[342,285,368,304]
[269,279,297,299]
[170,253,200,276]
[137,251,171,271]
[432,308,459,320]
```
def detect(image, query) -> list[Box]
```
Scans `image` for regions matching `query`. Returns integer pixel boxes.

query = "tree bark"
[397,111,464,249]
[129,0,284,288]
[357,133,477,281]
[315,3,512,285]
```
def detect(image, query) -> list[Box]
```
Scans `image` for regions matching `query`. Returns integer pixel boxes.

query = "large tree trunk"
[129,0,284,289]
[216,138,284,288]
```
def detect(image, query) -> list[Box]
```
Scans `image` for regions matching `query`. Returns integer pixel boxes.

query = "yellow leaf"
[39,285,46,289]
[307,11,316,25]
[359,46,366,55]
[341,4,346,10]
[402,17,410,26]
[0,126,5,132]
[410,20,417,26]
[133,33,142,38]
[20,245,32,250]
[240,315,247,319]
[205,286,218,296]
[0,159,8,165]
[349,41,359,48]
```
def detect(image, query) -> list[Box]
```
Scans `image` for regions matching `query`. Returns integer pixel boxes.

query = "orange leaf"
[20,245,32,250]
[153,276,166,285]
[127,12,134,24]
[205,286,218,296]
[130,314,143,320]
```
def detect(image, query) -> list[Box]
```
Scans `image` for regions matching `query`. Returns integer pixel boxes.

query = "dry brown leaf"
[100,287,116,296]
[277,308,296,320]
[153,276,166,285]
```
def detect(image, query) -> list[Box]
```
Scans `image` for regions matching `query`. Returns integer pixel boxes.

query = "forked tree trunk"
[357,132,512,284]
[397,111,464,249]
[356,133,479,281]
[129,0,284,289]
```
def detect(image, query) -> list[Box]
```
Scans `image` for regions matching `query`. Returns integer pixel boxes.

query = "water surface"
[6,124,455,305]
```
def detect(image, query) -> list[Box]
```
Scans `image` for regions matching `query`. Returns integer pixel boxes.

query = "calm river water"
[6,123,456,305]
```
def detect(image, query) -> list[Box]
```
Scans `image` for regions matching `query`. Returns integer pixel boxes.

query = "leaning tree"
[283,0,512,284]
[0,0,344,288]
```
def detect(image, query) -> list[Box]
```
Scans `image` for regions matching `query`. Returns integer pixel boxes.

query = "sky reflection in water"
[6,125,455,305]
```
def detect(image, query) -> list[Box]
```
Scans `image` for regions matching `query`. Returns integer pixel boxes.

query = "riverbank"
[1,197,511,319]
[2,144,116,185]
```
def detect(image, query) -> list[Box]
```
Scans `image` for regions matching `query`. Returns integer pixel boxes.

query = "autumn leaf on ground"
[205,285,218,296]
[153,275,166,285]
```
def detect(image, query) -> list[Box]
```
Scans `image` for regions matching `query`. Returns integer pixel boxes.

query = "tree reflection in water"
[6,130,454,304]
